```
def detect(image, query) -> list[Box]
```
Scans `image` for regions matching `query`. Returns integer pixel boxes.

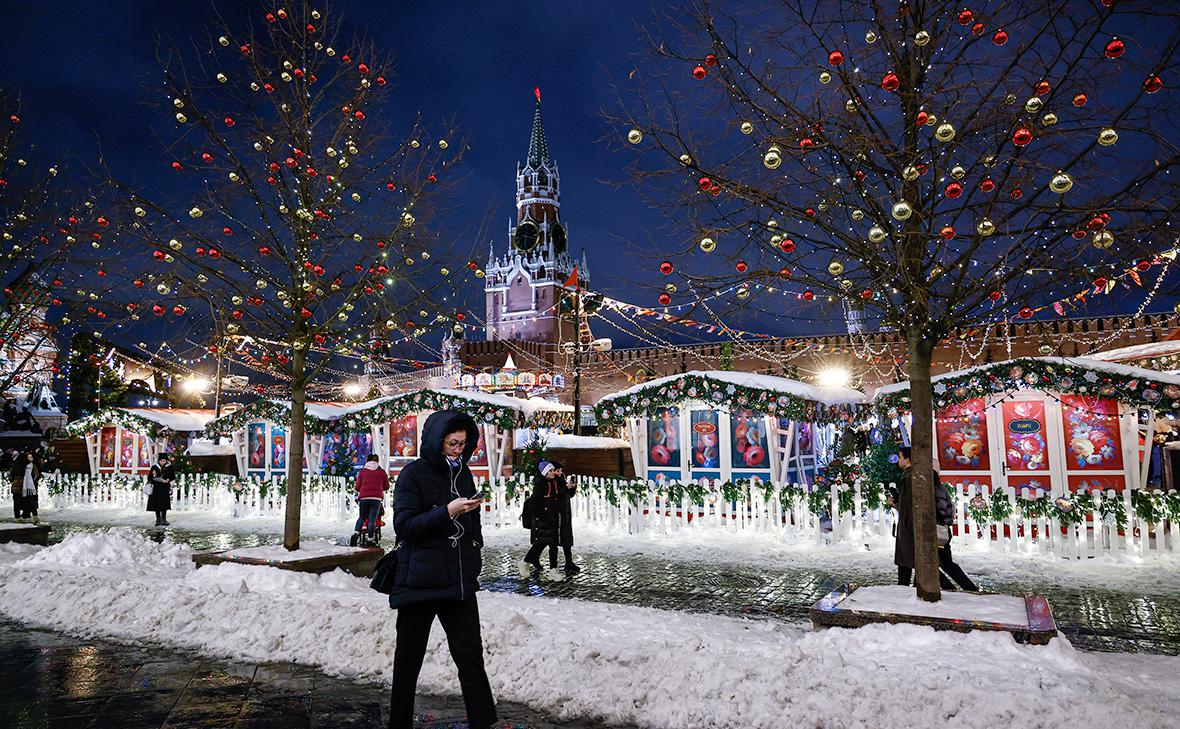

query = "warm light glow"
[343,382,363,397]
[816,367,851,389]
[182,377,210,394]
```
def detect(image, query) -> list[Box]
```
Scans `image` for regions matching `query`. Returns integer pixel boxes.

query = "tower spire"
[527,86,549,167]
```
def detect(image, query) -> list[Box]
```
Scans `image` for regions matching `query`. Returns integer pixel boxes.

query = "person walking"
[388,410,498,729]
[518,461,579,578]
[890,447,917,587]
[354,453,390,545]
[10,450,40,524]
[933,470,978,591]
[146,452,175,526]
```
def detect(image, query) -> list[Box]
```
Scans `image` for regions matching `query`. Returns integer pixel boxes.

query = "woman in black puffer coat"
[388,410,498,729]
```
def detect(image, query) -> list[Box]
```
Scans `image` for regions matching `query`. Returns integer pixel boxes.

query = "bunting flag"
[564,266,579,289]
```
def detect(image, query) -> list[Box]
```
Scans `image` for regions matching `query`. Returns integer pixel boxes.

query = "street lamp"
[816,366,851,389]
[565,337,611,435]
[343,382,363,399]
[182,376,211,394]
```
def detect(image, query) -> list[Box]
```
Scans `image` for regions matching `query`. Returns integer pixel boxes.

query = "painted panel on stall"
[647,407,680,469]
[936,398,990,471]
[100,427,116,468]
[248,423,266,470]
[1002,401,1049,473]
[1059,395,1123,471]
[730,410,768,470]
[271,425,287,471]
[690,410,720,469]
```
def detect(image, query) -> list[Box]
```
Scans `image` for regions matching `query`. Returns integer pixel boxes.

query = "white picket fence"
[4,472,1175,560]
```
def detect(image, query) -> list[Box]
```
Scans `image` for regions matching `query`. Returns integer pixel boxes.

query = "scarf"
[22,463,35,496]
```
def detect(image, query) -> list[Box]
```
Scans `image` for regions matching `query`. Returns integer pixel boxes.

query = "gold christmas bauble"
[679,153,692,165]
[851,209,864,221]
[1049,171,1073,194]
[1098,128,1118,146]
[740,121,753,134]
[1092,230,1114,249]
[891,201,912,220]
[664,283,677,293]
[868,225,886,243]
[699,236,716,253]
[1038,344,1054,355]
[819,71,832,84]
[915,30,931,46]
[1025,96,1043,113]
[845,99,857,113]
[935,123,956,142]
[156,283,170,295]
[735,285,750,300]
[950,165,966,179]
[902,165,918,181]
[1041,113,1057,126]
[865,30,878,43]
[976,218,996,236]
[627,128,643,144]
[438,140,449,149]
[767,219,778,228]
[763,145,782,169]
[828,259,845,276]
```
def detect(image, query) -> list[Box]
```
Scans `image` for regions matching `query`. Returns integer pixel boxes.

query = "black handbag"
[521,496,535,529]
[369,541,401,595]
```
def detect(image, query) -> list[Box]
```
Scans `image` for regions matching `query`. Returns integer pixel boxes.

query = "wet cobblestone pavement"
[34,521,1180,656]
[0,620,632,729]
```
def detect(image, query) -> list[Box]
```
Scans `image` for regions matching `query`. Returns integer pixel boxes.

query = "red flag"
[564,266,579,288]
[534,86,541,102]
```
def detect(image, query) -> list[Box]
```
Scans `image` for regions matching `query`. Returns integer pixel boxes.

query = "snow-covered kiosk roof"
[594,370,868,425]
[65,408,217,438]
[204,399,373,437]
[337,389,575,431]
[873,357,1180,415]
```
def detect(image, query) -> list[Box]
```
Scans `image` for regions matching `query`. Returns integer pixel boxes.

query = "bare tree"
[0,92,112,402]
[619,0,1180,600]
[107,2,470,550]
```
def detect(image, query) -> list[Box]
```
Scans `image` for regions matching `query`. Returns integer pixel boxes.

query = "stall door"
[1000,398,1058,495]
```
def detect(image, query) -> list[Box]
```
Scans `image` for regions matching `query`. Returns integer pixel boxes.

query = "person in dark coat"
[9,450,40,523]
[388,410,497,729]
[146,453,175,526]
[889,447,916,585]
[933,471,978,591]
[518,460,579,576]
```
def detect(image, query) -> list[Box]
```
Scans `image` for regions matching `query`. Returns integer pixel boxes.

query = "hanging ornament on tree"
[692,64,707,80]
[828,50,844,66]
[740,121,754,134]
[891,201,912,220]
[627,128,643,144]
[1098,127,1118,146]
[763,145,782,169]
[660,261,674,274]
[699,236,716,253]
[935,123,956,142]
[1104,38,1126,59]
[881,72,900,92]
[976,218,996,236]
[993,29,1008,46]
[658,292,671,305]
[1144,75,1164,93]
[828,260,844,276]
[1012,127,1033,146]
[1049,171,1074,193]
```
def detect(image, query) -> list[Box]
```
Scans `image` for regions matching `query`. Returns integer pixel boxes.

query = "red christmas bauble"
[152,304,164,316]
[988,290,1002,302]
[940,225,956,240]
[993,29,1008,46]
[1072,229,1086,239]
[980,178,996,192]
[1010,187,1023,200]
[778,267,792,279]
[735,260,748,273]
[828,50,844,66]
[134,278,144,288]
[697,176,712,190]
[1035,79,1051,95]
[881,72,900,92]
[916,111,928,125]
[153,250,165,260]
[1144,75,1164,93]
[692,65,707,80]
[1019,307,1033,319]
[658,293,671,305]
[1104,38,1125,59]
[1012,127,1033,146]
[860,288,873,300]
[660,261,674,275]
[799,137,814,150]
[704,53,717,67]
[958,9,974,25]
[780,238,796,253]
[972,22,985,36]
[172,305,186,316]
[1136,259,1152,271]
[945,182,963,198]
[802,290,815,301]
[1072,93,1088,107]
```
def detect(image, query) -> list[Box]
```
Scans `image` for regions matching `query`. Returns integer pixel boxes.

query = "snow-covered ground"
[0,530,1178,729]
[27,501,1180,596]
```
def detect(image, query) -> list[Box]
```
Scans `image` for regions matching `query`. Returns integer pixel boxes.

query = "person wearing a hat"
[517,460,579,579]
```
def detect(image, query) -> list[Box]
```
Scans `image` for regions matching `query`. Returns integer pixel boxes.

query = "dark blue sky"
[0,1,673,338]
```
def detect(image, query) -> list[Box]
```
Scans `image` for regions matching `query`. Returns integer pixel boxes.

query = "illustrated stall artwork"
[271,426,287,470]
[935,397,990,471]
[1003,401,1048,472]
[730,409,767,468]
[119,432,135,469]
[469,429,488,467]
[138,434,152,468]
[690,410,720,469]
[648,407,681,468]
[1059,395,1123,471]
[100,427,116,468]
[389,415,418,459]
[248,423,266,469]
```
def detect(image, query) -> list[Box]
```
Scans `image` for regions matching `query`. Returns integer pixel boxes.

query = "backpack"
[521,495,536,529]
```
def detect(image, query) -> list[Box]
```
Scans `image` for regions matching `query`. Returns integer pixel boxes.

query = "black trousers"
[897,542,978,592]
[524,542,573,568]
[391,596,497,729]
[15,494,37,518]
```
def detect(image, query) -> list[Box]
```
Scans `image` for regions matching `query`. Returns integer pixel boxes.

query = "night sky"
[1,1,1176,365]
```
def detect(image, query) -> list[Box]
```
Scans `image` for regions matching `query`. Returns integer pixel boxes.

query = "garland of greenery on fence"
[959,487,1180,529]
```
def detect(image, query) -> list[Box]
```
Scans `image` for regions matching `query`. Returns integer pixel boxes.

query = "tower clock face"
[513,221,539,251]
[551,222,567,254]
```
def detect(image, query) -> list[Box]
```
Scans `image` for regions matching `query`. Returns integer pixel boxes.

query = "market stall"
[594,371,867,484]
[204,400,371,478]
[64,408,216,475]
[337,389,574,479]
[874,357,1180,495]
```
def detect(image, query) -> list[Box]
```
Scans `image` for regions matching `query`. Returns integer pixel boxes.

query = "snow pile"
[544,434,630,449]
[842,585,1029,625]
[21,528,192,574]
[222,540,365,562]
[1,531,1179,729]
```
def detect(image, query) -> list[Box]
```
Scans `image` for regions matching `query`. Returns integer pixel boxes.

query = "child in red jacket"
[354,454,390,542]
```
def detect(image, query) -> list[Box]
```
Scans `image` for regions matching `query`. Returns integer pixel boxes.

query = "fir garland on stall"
[594,373,866,425]
[340,390,522,431]
[876,358,1180,417]
[64,408,164,438]
[206,399,337,437]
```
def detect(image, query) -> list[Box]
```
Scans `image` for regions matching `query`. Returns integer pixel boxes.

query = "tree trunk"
[905,329,941,602]
[283,347,307,551]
